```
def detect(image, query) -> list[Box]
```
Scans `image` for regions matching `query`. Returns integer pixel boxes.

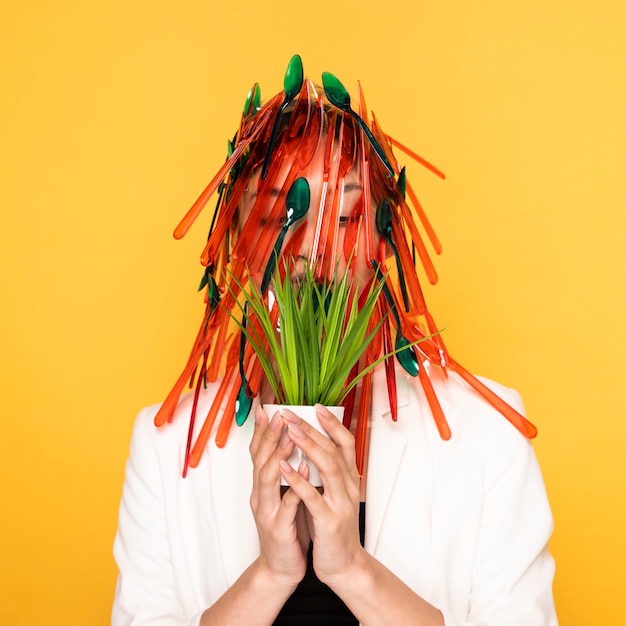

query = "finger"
[250,406,270,497]
[315,404,358,472]
[298,460,310,482]
[285,421,357,501]
[255,433,297,518]
[252,409,285,470]
[279,460,323,512]
[251,409,289,512]
[249,405,269,458]
[281,408,339,457]
[280,461,335,533]
[276,476,304,525]
[282,410,348,474]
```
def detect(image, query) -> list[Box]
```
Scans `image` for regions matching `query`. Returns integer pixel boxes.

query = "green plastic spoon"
[260,177,310,294]
[235,302,253,426]
[376,198,410,311]
[322,71,394,176]
[235,177,310,425]
[372,260,419,377]
[261,55,304,179]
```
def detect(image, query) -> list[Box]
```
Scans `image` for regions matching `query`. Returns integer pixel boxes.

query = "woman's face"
[237,140,382,287]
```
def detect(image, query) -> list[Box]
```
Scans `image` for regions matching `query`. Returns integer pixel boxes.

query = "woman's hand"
[279,404,364,587]
[249,405,309,590]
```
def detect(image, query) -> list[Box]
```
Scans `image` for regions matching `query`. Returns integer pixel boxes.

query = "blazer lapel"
[365,366,456,597]
[364,368,410,554]
[206,397,260,588]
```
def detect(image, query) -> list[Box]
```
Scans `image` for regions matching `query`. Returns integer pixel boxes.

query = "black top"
[273,503,366,625]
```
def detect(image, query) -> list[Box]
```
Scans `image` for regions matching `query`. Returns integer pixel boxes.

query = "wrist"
[319,545,372,591]
[253,556,302,597]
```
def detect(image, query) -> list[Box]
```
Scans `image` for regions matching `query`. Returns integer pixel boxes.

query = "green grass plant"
[228,259,424,406]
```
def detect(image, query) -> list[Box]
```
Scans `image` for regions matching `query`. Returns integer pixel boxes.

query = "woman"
[112,57,557,625]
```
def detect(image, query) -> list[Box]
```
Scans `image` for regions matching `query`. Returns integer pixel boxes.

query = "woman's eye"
[259,216,288,228]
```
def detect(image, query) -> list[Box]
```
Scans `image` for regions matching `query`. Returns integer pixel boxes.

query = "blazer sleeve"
[442,389,558,626]
[112,407,205,626]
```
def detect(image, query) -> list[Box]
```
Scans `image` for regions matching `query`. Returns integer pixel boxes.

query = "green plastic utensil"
[235,302,253,425]
[235,177,310,425]
[376,198,410,311]
[260,177,310,293]
[261,55,304,179]
[322,71,394,176]
[243,83,261,118]
[372,261,419,377]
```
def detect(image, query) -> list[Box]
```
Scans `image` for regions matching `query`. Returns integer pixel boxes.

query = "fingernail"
[269,411,281,431]
[254,406,264,425]
[281,409,300,425]
[288,423,305,439]
[315,403,333,419]
[280,460,293,474]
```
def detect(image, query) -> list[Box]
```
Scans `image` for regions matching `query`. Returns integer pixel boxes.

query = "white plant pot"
[263,404,345,487]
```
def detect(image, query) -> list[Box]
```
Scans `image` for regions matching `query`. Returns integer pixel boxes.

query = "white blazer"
[113,368,557,626]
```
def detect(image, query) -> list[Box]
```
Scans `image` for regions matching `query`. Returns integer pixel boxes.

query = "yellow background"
[1,0,624,623]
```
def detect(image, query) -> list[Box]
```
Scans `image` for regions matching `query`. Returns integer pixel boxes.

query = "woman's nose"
[287,217,319,264]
